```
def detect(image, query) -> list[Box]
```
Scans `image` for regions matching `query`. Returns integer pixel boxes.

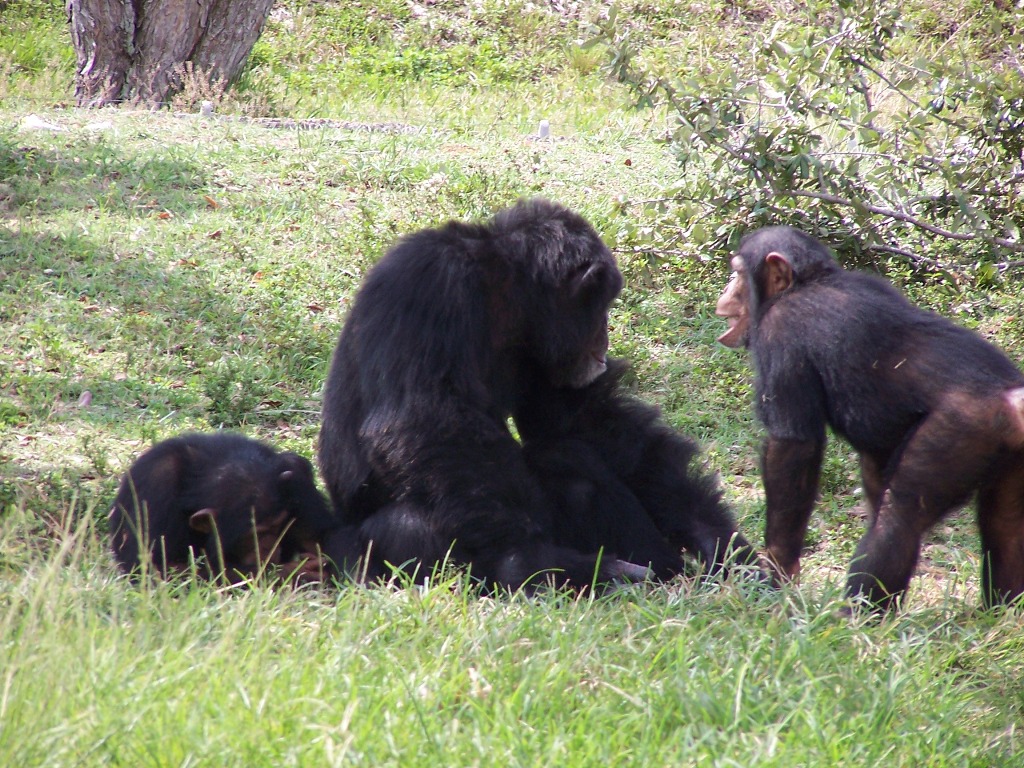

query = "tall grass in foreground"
[1,504,1021,766]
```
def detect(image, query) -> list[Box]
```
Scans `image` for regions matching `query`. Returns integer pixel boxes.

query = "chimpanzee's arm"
[761,436,824,582]
[756,353,828,582]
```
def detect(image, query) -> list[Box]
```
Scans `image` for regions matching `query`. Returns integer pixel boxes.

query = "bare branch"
[782,188,1023,252]
[866,244,965,274]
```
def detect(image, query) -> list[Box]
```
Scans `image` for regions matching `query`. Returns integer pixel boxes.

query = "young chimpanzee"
[110,432,335,584]
[716,225,1024,610]
[515,358,757,580]
[319,198,751,591]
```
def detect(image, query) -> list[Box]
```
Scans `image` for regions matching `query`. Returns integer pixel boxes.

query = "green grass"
[2,1,1024,764]
[3,507,1023,766]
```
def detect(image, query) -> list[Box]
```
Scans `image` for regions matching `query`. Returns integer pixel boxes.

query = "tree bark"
[128,0,211,106]
[67,0,134,107]
[67,0,275,108]
[192,0,275,89]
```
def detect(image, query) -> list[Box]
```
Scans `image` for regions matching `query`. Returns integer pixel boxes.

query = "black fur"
[516,359,757,579]
[110,432,334,582]
[319,198,750,590]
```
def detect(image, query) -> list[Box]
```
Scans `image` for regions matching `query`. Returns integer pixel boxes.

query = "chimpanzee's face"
[716,256,750,348]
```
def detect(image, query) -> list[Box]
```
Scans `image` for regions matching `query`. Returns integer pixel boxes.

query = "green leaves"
[595,0,1024,278]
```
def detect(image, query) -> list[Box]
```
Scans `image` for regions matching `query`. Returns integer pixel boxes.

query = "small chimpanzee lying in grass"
[317,197,756,591]
[716,225,1024,610]
[110,432,335,585]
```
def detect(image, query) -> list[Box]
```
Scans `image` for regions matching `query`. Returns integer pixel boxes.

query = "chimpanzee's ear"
[569,261,608,298]
[764,252,794,298]
[188,508,218,534]
[276,452,313,487]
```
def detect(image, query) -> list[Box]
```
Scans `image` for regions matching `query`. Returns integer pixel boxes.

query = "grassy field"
[1,1,1023,765]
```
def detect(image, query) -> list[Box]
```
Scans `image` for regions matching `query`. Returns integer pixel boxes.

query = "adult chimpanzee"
[319,198,750,590]
[716,225,1024,610]
[110,432,335,584]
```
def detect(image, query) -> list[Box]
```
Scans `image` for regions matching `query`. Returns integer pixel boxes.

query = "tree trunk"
[67,0,134,108]
[67,0,275,108]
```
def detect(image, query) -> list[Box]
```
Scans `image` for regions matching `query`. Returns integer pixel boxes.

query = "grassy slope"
[1,1,1023,764]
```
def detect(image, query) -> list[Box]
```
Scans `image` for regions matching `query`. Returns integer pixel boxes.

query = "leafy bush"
[593,0,1024,278]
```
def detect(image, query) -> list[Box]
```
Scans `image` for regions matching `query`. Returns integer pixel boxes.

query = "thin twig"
[866,244,964,273]
[783,188,1023,251]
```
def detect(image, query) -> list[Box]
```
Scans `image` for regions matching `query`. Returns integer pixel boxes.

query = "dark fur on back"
[737,229,1024,452]
[319,199,620,524]
[319,199,751,589]
[110,432,333,579]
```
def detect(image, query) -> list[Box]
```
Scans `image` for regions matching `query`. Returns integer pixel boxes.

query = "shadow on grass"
[0,133,300,433]
[1,131,209,214]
